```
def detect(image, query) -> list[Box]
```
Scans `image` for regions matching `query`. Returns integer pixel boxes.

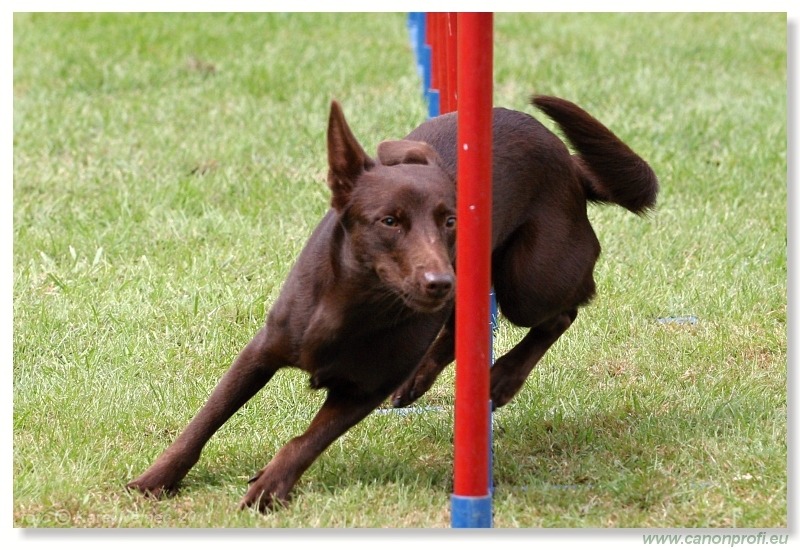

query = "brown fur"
[127,95,658,511]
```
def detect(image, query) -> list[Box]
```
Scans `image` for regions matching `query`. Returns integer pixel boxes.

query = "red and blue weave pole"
[451,12,494,528]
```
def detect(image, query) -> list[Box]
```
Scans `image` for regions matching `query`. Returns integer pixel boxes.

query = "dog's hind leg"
[127,326,282,497]
[391,312,455,408]
[240,387,386,512]
[488,213,598,408]
[490,309,576,408]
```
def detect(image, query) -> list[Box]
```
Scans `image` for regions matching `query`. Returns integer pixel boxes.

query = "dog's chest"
[305,311,445,397]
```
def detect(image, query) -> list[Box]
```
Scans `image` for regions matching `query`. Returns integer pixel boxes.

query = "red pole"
[443,13,458,113]
[435,13,447,113]
[429,13,441,95]
[453,10,493,518]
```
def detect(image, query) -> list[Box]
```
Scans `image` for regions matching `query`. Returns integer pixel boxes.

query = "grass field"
[13,13,786,528]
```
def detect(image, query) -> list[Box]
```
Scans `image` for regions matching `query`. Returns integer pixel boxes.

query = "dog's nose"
[423,271,454,299]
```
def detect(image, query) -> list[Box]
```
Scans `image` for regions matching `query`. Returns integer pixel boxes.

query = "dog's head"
[326,101,456,313]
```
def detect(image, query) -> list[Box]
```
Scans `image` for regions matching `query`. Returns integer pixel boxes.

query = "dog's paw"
[392,367,441,407]
[126,475,176,499]
[238,468,293,513]
[393,353,451,407]
[489,372,523,410]
[391,379,422,408]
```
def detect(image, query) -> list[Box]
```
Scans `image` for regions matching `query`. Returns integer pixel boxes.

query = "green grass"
[13,13,786,528]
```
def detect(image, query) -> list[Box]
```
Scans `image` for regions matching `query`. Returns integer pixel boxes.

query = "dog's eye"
[445,216,456,228]
[381,216,398,227]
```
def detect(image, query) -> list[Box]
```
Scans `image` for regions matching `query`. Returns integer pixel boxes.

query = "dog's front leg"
[240,387,385,512]
[127,326,282,497]
[391,312,455,408]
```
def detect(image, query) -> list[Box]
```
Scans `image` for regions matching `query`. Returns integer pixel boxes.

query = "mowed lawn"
[13,13,786,528]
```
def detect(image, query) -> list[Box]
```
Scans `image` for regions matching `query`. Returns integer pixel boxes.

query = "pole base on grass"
[450,494,492,528]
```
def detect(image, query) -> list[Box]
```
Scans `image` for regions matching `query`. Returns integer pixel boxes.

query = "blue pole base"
[451,494,492,528]
[427,90,440,119]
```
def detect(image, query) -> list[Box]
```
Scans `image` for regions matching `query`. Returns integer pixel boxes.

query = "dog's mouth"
[374,265,455,313]
[401,293,452,313]
[396,278,455,313]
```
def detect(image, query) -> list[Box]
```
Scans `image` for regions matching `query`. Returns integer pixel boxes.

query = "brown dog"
[127,95,658,512]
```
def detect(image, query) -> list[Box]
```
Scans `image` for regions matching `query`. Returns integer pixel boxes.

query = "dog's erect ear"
[327,101,374,211]
[377,140,441,167]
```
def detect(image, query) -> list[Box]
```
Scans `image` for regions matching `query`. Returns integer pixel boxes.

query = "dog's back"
[406,96,658,238]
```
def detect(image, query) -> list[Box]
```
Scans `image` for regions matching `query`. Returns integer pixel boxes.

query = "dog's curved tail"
[532,95,658,215]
